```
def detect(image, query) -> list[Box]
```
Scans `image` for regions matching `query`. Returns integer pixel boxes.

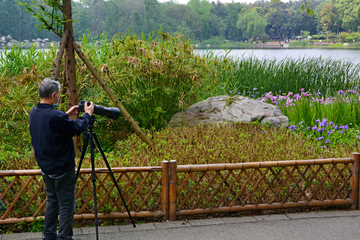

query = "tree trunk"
[63,0,80,157]
[63,0,78,108]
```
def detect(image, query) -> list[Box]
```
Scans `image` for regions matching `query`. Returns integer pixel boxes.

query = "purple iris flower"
[340,125,348,130]
[317,137,324,140]
[288,125,296,130]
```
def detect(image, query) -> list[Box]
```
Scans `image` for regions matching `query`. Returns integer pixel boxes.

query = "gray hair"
[39,78,61,98]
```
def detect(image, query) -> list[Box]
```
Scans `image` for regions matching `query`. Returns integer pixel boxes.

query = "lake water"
[1,48,360,65]
[194,48,360,65]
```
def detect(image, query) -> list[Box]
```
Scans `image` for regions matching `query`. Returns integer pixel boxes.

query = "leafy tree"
[336,0,360,32]
[320,3,338,32]
[0,0,23,39]
[187,0,216,40]
[224,2,243,40]
[264,3,288,40]
[237,10,268,40]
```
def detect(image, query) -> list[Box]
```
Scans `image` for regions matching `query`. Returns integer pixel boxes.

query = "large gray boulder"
[169,95,289,128]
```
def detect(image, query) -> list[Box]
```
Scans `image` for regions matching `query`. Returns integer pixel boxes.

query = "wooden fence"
[1,153,360,225]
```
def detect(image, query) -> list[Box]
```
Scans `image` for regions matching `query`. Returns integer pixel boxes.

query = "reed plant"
[204,54,360,99]
[0,45,52,78]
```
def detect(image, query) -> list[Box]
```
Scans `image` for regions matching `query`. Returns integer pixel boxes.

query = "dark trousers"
[42,169,76,240]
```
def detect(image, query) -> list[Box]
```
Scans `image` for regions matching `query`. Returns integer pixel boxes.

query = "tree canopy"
[1,0,360,42]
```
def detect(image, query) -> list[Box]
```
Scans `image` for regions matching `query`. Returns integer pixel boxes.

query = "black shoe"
[43,237,57,240]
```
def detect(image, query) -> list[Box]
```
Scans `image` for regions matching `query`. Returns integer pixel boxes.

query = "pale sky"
[158,0,272,4]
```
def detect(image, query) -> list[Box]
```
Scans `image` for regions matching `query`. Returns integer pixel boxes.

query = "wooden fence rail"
[1,153,360,225]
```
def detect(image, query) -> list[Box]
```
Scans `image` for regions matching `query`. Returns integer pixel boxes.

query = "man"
[30,78,94,240]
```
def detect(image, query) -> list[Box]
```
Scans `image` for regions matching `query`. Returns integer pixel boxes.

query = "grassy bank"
[289,40,360,48]
[1,31,360,170]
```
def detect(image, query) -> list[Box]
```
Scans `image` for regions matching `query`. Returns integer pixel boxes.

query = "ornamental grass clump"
[78,31,213,130]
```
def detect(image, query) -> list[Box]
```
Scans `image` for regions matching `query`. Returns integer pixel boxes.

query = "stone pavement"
[2,210,360,240]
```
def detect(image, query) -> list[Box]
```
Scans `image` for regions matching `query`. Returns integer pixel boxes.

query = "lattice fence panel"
[75,171,163,214]
[0,170,163,221]
[176,163,353,211]
[0,175,46,220]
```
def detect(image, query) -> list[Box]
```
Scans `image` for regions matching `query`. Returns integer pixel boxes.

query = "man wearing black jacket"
[30,78,94,240]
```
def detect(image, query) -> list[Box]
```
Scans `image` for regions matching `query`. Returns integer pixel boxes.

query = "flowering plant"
[288,118,360,149]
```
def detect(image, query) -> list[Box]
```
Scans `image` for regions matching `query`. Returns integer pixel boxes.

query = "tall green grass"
[0,45,52,77]
[204,54,360,99]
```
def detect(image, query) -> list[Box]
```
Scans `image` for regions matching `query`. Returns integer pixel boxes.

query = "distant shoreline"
[194,45,360,50]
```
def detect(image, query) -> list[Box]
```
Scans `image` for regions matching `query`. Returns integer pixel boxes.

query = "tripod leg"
[76,132,90,179]
[90,135,100,240]
[93,133,136,228]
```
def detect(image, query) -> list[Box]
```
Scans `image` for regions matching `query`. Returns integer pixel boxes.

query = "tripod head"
[87,115,97,131]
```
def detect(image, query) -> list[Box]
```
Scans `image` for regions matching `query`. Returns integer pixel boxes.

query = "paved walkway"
[2,210,360,240]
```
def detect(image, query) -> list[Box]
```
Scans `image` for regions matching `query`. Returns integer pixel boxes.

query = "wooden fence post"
[161,161,170,220]
[169,160,177,221]
[351,153,360,210]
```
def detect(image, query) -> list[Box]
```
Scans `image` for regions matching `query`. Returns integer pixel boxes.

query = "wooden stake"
[72,41,154,148]
[351,153,360,209]
[161,161,170,220]
[51,30,68,81]
[169,160,177,221]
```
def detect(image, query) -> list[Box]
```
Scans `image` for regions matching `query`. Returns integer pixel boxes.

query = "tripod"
[76,116,136,240]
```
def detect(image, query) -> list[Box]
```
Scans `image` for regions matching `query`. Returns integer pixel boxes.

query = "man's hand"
[85,102,94,116]
[66,105,79,117]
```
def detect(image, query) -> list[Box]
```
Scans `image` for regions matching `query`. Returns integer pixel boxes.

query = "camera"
[78,100,121,120]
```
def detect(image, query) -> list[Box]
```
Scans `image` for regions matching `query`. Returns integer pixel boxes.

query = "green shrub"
[311,34,326,40]
[337,32,349,42]
[289,40,309,47]
[201,36,226,46]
